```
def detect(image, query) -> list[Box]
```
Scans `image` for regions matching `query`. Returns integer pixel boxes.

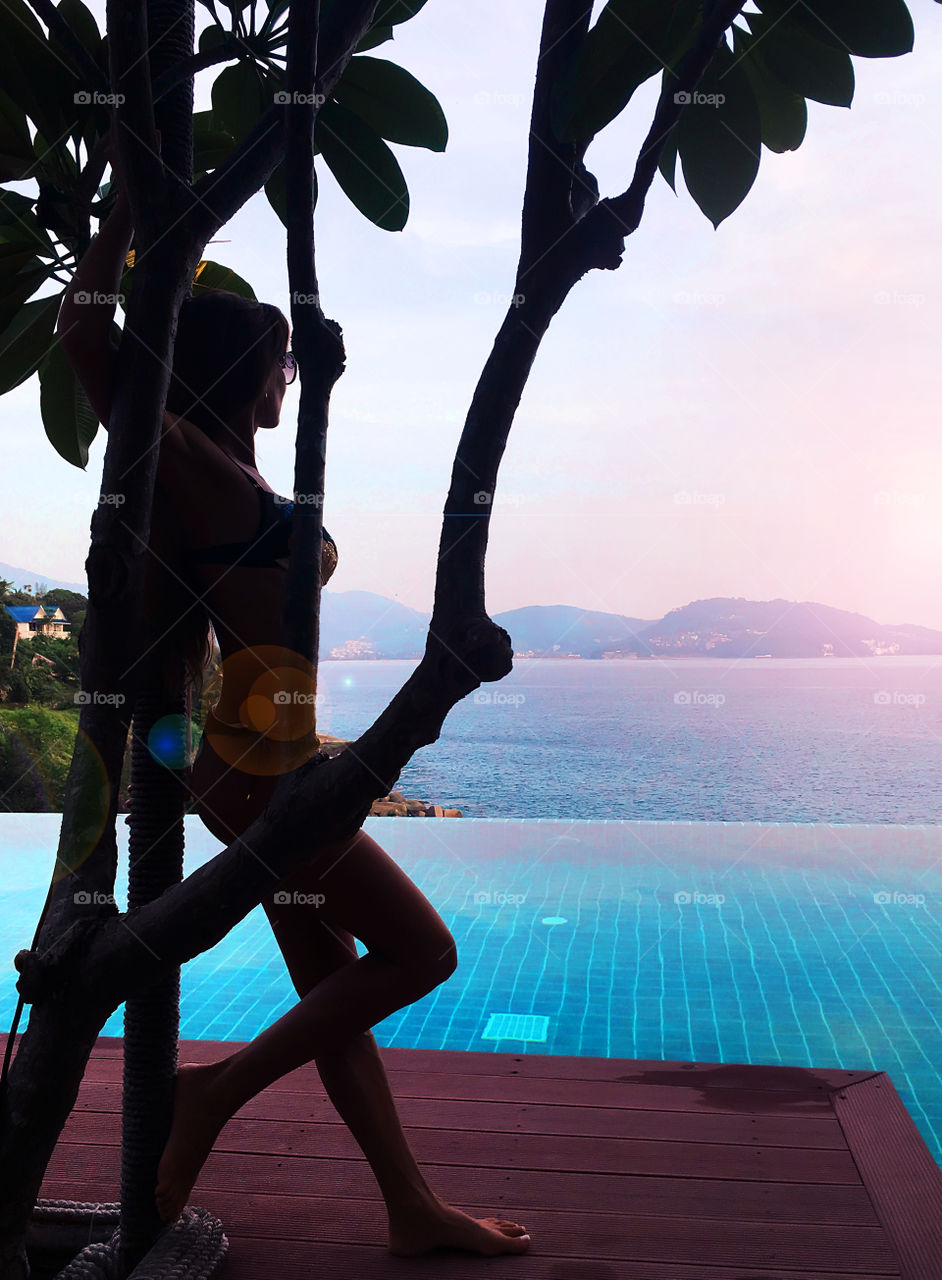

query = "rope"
[29,1203,227,1279]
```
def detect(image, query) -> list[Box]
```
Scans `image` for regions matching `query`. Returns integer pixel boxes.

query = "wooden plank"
[52,1110,865,1185]
[73,1057,840,1118]
[34,1182,901,1275]
[41,1159,882,1230]
[833,1073,942,1280]
[4,1035,877,1093]
[71,1080,849,1148]
[137,1233,905,1280]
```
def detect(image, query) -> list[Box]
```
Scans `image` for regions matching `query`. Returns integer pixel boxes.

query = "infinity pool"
[2,815,941,1166]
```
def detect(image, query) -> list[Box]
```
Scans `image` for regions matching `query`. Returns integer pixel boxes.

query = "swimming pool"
[2,814,941,1167]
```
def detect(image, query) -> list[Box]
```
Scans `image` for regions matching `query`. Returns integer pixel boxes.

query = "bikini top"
[190,459,338,583]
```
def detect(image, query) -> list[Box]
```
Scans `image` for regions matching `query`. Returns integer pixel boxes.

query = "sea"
[312,655,942,824]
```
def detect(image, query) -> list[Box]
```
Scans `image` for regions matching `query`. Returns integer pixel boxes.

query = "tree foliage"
[0,0,449,464]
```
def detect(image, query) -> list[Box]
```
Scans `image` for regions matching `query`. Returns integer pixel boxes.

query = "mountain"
[491,604,654,658]
[0,561,87,594]
[320,594,942,659]
[635,597,942,658]
[319,590,430,658]
[9,561,942,658]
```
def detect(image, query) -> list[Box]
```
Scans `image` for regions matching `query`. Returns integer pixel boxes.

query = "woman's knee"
[389,927,458,995]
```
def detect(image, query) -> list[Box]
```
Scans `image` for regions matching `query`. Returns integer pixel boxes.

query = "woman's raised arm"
[55,184,133,430]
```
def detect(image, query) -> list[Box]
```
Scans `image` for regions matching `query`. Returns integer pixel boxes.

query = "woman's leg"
[259,895,529,1256]
[156,829,530,1253]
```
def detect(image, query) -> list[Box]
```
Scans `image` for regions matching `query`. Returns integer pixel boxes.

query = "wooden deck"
[12,1034,942,1278]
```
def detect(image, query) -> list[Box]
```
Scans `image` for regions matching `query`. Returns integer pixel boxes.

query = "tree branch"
[107,0,167,239]
[151,35,248,102]
[25,0,110,95]
[599,0,749,235]
[518,0,595,280]
[184,0,383,241]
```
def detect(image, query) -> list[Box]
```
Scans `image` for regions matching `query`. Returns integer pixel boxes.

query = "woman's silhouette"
[56,166,530,1258]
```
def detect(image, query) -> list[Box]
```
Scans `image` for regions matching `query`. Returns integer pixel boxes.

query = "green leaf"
[676,44,762,227]
[334,56,447,151]
[733,27,807,153]
[211,60,273,142]
[193,109,236,174]
[264,160,287,225]
[0,0,81,140]
[0,293,60,394]
[39,334,100,469]
[372,0,430,26]
[0,86,35,181]
[264,160,318,228]
[317,100,409,231]
[658,114,679,191]
[0,191,55,256]
[550,0,700,144]
[192,259,257,299]
[54,0,102,54]
[0,247,50,330]
[756,0,914,58]
[356,23,393,52]
[199,23,231,53]
[745,10,854,106]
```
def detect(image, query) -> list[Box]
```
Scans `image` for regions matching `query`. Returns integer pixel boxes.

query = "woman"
[57,171,530,1258]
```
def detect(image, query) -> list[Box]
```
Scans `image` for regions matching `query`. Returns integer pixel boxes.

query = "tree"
[0,0,921,1275]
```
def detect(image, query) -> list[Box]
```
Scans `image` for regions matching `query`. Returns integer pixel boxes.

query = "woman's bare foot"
[155,1062,231,1223]
[388,1198,531,1257]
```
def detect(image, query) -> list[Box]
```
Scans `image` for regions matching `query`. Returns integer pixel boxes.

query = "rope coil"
[28,1203,226,1278]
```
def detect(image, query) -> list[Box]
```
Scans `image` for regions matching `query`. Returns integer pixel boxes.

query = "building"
[5,605,70,641]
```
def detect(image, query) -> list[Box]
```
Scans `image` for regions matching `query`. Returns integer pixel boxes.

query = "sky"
[2,1,942,626]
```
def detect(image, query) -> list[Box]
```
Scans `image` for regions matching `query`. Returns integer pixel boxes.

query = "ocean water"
[315,656,942,823]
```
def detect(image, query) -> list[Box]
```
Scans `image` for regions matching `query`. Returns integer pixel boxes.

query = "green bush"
[0,707,81,811]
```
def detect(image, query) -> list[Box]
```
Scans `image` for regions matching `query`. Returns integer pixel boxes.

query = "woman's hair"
[139,289,290,699]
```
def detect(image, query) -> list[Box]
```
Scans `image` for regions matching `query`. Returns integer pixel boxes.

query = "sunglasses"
[279,350,297,384]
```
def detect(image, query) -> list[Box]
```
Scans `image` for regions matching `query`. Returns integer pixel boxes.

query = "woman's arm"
[55,187,133,430]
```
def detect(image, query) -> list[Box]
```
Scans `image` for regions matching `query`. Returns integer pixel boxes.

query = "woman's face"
[254,357,287,431]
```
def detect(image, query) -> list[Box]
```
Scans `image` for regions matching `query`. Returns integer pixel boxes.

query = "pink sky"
[3,1,941,627]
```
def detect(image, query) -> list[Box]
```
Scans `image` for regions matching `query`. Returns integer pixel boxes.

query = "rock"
[424,804,444,817]
[388,790,406,803]
[442,808,462,817]
[370,800,408,817]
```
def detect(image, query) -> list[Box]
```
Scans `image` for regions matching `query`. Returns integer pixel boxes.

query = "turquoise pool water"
[2,815,941,1167]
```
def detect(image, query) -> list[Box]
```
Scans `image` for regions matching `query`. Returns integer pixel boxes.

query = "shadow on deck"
[14,1034,942,1277]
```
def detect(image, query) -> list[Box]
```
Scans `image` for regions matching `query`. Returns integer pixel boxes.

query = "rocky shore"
[317,734,462,818]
